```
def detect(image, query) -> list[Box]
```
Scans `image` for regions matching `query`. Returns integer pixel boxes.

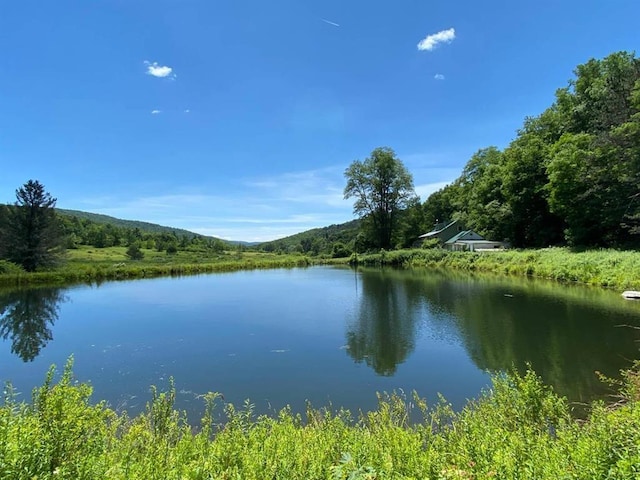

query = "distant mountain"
[57,208,211,240]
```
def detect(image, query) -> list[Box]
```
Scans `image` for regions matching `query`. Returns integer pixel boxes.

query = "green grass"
[0,246,315,287]
[352,247,640,291]
[6,245,640,291]
[1,359,639,479]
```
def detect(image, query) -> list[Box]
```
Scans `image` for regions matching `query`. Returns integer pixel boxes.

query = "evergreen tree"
[0,180,65,271]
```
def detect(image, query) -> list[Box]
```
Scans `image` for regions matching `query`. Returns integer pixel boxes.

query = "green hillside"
[258,219,361,256]
[57,208,209,240]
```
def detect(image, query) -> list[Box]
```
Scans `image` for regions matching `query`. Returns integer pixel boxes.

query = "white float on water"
[621,291,640,300]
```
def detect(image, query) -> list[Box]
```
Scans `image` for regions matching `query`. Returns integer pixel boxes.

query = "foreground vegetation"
[1,360,638,479]
[352,247,640,291]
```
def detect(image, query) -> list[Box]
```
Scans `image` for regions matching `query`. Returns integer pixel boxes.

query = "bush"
[421,238,441,249]
[0,260,24,274]
[331,242,351,258]
[126,244,144,260]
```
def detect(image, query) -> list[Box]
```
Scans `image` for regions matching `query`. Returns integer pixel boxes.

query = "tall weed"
[1,363,639,479]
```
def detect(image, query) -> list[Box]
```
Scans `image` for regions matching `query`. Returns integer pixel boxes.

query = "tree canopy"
[0,180,65,271]
[344,147,417,250]
[421,50,640,248]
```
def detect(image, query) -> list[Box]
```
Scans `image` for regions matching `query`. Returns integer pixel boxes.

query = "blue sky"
[1,1,638,242]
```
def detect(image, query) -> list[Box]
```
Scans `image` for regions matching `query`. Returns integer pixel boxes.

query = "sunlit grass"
[0,246,314,287]
[7,245,640,291]
[353,247,640,291]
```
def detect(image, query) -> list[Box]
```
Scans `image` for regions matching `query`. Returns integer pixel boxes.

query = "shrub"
[0,260,24,274]
[126,244,144,260]
[331,242,351,258]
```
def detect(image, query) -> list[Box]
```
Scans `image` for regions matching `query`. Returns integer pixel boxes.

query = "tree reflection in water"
[346,269,421,375]
[345,267,640,404]
[0,287,67,362]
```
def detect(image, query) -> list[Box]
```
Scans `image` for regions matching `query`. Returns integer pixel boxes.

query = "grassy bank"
[1,360,639,479]
[5,245,640,291]
[0,246,314,287]
[352,247,640,291]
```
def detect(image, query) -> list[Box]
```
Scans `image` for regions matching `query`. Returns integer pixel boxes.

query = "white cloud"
[151,109,161,114]
[417,28,456,51]
[144,60,176,79]
[184,109,190,113]
[434,73,445,80]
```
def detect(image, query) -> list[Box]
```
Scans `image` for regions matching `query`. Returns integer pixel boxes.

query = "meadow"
[0,245,314,287]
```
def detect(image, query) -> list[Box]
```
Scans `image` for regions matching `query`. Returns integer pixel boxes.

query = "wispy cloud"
[184,109,190,113]
[72,159,461,242]
[151,109,161,114]
[75,167,354,242]
[244,167,348,208]
[414,181,452,201]
[321,18,340,27]
[434,73,445,80]
[417,28,456,51]
[144,60,176,79]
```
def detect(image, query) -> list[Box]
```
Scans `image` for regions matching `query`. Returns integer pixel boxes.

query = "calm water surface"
[1,266,640,418]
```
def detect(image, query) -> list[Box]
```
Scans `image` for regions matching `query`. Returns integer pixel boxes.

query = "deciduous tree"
[344,147,417,249]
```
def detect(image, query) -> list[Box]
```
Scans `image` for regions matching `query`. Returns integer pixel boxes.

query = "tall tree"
[0,180,65,271]
[456,147,512,241]
[422,183,460,230]
[501,132,565,247]
[344,147,417,249]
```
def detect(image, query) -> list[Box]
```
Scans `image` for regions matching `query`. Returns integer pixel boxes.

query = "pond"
[1,266,640,419]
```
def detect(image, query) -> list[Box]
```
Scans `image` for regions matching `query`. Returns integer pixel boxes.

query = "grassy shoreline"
[4,245,640,291]
[0,246,319,287]
[351,247,640,291]
[1,360,638,479]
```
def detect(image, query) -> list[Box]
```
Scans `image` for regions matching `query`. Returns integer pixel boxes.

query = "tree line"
[420,51,640,248]
[339,51,640,251]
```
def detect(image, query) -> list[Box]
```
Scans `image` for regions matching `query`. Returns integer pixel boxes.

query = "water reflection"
[433,276,640,403]
[349,268,640,403]
[0,287,67,362]
[346,269,420,375]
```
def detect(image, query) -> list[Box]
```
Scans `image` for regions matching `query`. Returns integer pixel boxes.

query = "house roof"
[418,220,458,239]
[445,230,484,244]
